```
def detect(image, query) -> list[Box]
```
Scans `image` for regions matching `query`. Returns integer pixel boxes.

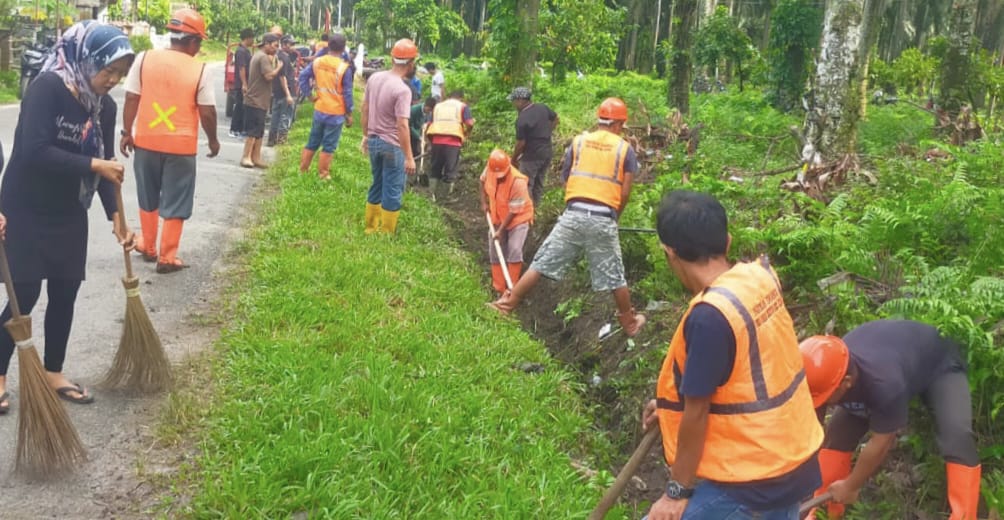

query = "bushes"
[129,35,152,54]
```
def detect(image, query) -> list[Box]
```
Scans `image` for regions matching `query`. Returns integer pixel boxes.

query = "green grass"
[0,70,20,104]
[167,106,621,518]
[199,40,229,63]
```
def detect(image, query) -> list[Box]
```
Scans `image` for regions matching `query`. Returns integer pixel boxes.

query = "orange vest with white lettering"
[314,55,349,116]
[656,258,823,482]
[134,49,203,155]
[487,167,534,229]
[426,98,466,141]
[564,130,628,210]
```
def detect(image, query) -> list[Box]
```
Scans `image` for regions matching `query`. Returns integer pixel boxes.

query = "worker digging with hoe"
[800,319,982,519]
[489,98,645,337]
[297,33,353,181]
[360,38,417,234]
[425,89,474,202]
[121,8,220,274]
[508,86,558,206]
[480,149,533,295]
[240,32,283,169]
[641,190,823,519]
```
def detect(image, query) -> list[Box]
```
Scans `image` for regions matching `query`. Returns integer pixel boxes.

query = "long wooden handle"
[799,492,833,517]
[485,212,514,290]
[588,428,661,520]
[115,185,134,279]
[0,239,21,318]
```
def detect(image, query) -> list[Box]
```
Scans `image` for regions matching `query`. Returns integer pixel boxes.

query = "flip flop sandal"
[55,384,94,405]
[0,391,9,415]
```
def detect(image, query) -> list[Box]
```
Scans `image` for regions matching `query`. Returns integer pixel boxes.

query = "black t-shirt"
[234,44,252,90]
[839,320,957,434]
[515,103,557,162]
[272,50,293,98]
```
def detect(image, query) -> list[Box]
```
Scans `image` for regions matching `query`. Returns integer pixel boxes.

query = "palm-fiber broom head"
[100,276,172,393]
[5,316,87,479]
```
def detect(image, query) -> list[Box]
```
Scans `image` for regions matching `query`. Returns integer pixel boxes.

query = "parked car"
[225,42,238,117]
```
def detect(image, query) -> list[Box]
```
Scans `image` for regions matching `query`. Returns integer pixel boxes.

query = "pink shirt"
[363,71,412,148]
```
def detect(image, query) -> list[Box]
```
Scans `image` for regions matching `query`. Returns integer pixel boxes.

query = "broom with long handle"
[0,239,86,478]
[100,186,171,393]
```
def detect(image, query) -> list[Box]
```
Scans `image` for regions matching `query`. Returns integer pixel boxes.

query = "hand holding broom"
[100,186,172,393]
[0,238,86,478]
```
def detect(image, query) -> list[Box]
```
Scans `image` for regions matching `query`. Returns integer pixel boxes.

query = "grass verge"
[164,110,621,517]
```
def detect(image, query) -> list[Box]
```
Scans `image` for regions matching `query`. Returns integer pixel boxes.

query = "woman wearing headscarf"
[0,21,135,415]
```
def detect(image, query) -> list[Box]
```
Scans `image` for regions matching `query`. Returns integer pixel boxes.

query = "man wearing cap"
[297,33,353,180]
[489,98,646,337]
[121,8,220,273]
[425,89,474,201]
[267,35,297,146]
[480,149,533,294]
[800,320,981,520]
[360,38,417,234]
[241,33,283,168]
[509,86,558,206]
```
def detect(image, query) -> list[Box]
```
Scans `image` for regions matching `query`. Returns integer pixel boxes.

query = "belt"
[566,205,616,219]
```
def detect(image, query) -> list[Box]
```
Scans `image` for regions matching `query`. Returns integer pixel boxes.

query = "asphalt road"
[0,62,267,518]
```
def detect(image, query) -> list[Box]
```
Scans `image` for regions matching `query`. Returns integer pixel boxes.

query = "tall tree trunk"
[805,0,869,158]
[624,0,643,70]
[939,0,977,119]
[509,0,541,88]
[669,0,698,115]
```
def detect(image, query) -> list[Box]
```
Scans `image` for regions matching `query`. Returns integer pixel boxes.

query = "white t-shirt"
[124,51,217,106]
[431,71,445,99]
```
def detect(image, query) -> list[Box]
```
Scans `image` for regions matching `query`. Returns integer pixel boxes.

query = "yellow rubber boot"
[946,463,981,520]
[364,203,382,234]
[380,209,400,234]
[136,209,159,262]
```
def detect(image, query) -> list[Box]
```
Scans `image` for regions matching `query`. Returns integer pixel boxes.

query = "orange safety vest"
[486,167,534,229]
[564,130,629,210]
[134,49,204,155]
[314,54,349,116]
[656,258,823,483]
[426,98,466,141]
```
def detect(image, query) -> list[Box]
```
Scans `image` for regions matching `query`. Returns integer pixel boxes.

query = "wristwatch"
[665,480,695,500]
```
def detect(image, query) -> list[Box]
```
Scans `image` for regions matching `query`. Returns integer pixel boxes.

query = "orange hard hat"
[799,335,850,409]
[488,149,511,177]
[597,97,628,122]
[391,38,419,62]
[166,8,208,40]
[270,25,283,36]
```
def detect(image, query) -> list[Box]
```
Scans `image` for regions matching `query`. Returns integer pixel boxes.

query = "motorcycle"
[19,37,55,99]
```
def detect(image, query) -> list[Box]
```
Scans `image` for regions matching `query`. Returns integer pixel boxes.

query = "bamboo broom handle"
[114,185,134,279]
[588,427,661,520]
[485,212,514,290]
[799,492,834,517]
[0,239,22,319]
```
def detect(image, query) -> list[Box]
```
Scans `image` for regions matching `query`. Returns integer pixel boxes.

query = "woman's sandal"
[0,391,9,415]
[55,383,94,405]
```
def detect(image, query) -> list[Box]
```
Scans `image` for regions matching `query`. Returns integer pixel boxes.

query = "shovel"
[486,212,514,291]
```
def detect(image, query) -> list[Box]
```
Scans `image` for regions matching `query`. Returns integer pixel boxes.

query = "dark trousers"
[230,90,245,134]
[822,350,979,466]
[429,143,461,183]
[520,156,551,206]
[0,279,82,375]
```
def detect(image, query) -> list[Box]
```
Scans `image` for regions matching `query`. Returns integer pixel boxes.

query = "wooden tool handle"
[0,239,21,318]
[588,427,661,520]
[114,185,134,279]
[799,492,834,517]
[485,212,514,290]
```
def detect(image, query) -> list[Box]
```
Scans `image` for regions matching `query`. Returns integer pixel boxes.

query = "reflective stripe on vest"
[563,130,628,209]
[134,50,202,155]
[426,99,466,141]
[655,259,823,482]
[314,55,349,116]
[488,168,534,229]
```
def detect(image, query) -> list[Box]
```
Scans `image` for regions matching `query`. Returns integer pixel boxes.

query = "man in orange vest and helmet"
[639,190,823,520]
[360,38,417,234]
[490,98,646,337]
[425,89,474,200]
[800,320,981,519]
[297,33,353,180]
[121,8,220,273]
[479,149,533,294]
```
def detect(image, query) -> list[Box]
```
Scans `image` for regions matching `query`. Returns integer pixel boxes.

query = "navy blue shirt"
[678,303,821,510]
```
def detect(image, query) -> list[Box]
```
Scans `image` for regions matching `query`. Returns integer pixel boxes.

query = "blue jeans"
[305,118,344,153]
[269,97,293,136]
[367,137,405,212]
[643,482,799,520]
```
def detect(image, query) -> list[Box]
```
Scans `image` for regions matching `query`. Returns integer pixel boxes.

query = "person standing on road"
[800,320,981,520]
[640,190,823,520]
[360,38,417,234]
[0,22,136,412]
[480,149,533,295]
[267,35,296,147]
[489,98,646,338]
[120,8,220,274]
[297,33,353,181]
[228,28,254,139]
[508,86,558,206]
[428,62,444,99]
[240,33,283,168]
[425,90,474,201]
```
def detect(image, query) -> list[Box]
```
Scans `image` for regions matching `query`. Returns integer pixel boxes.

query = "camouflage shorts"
[529,210,626,292]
